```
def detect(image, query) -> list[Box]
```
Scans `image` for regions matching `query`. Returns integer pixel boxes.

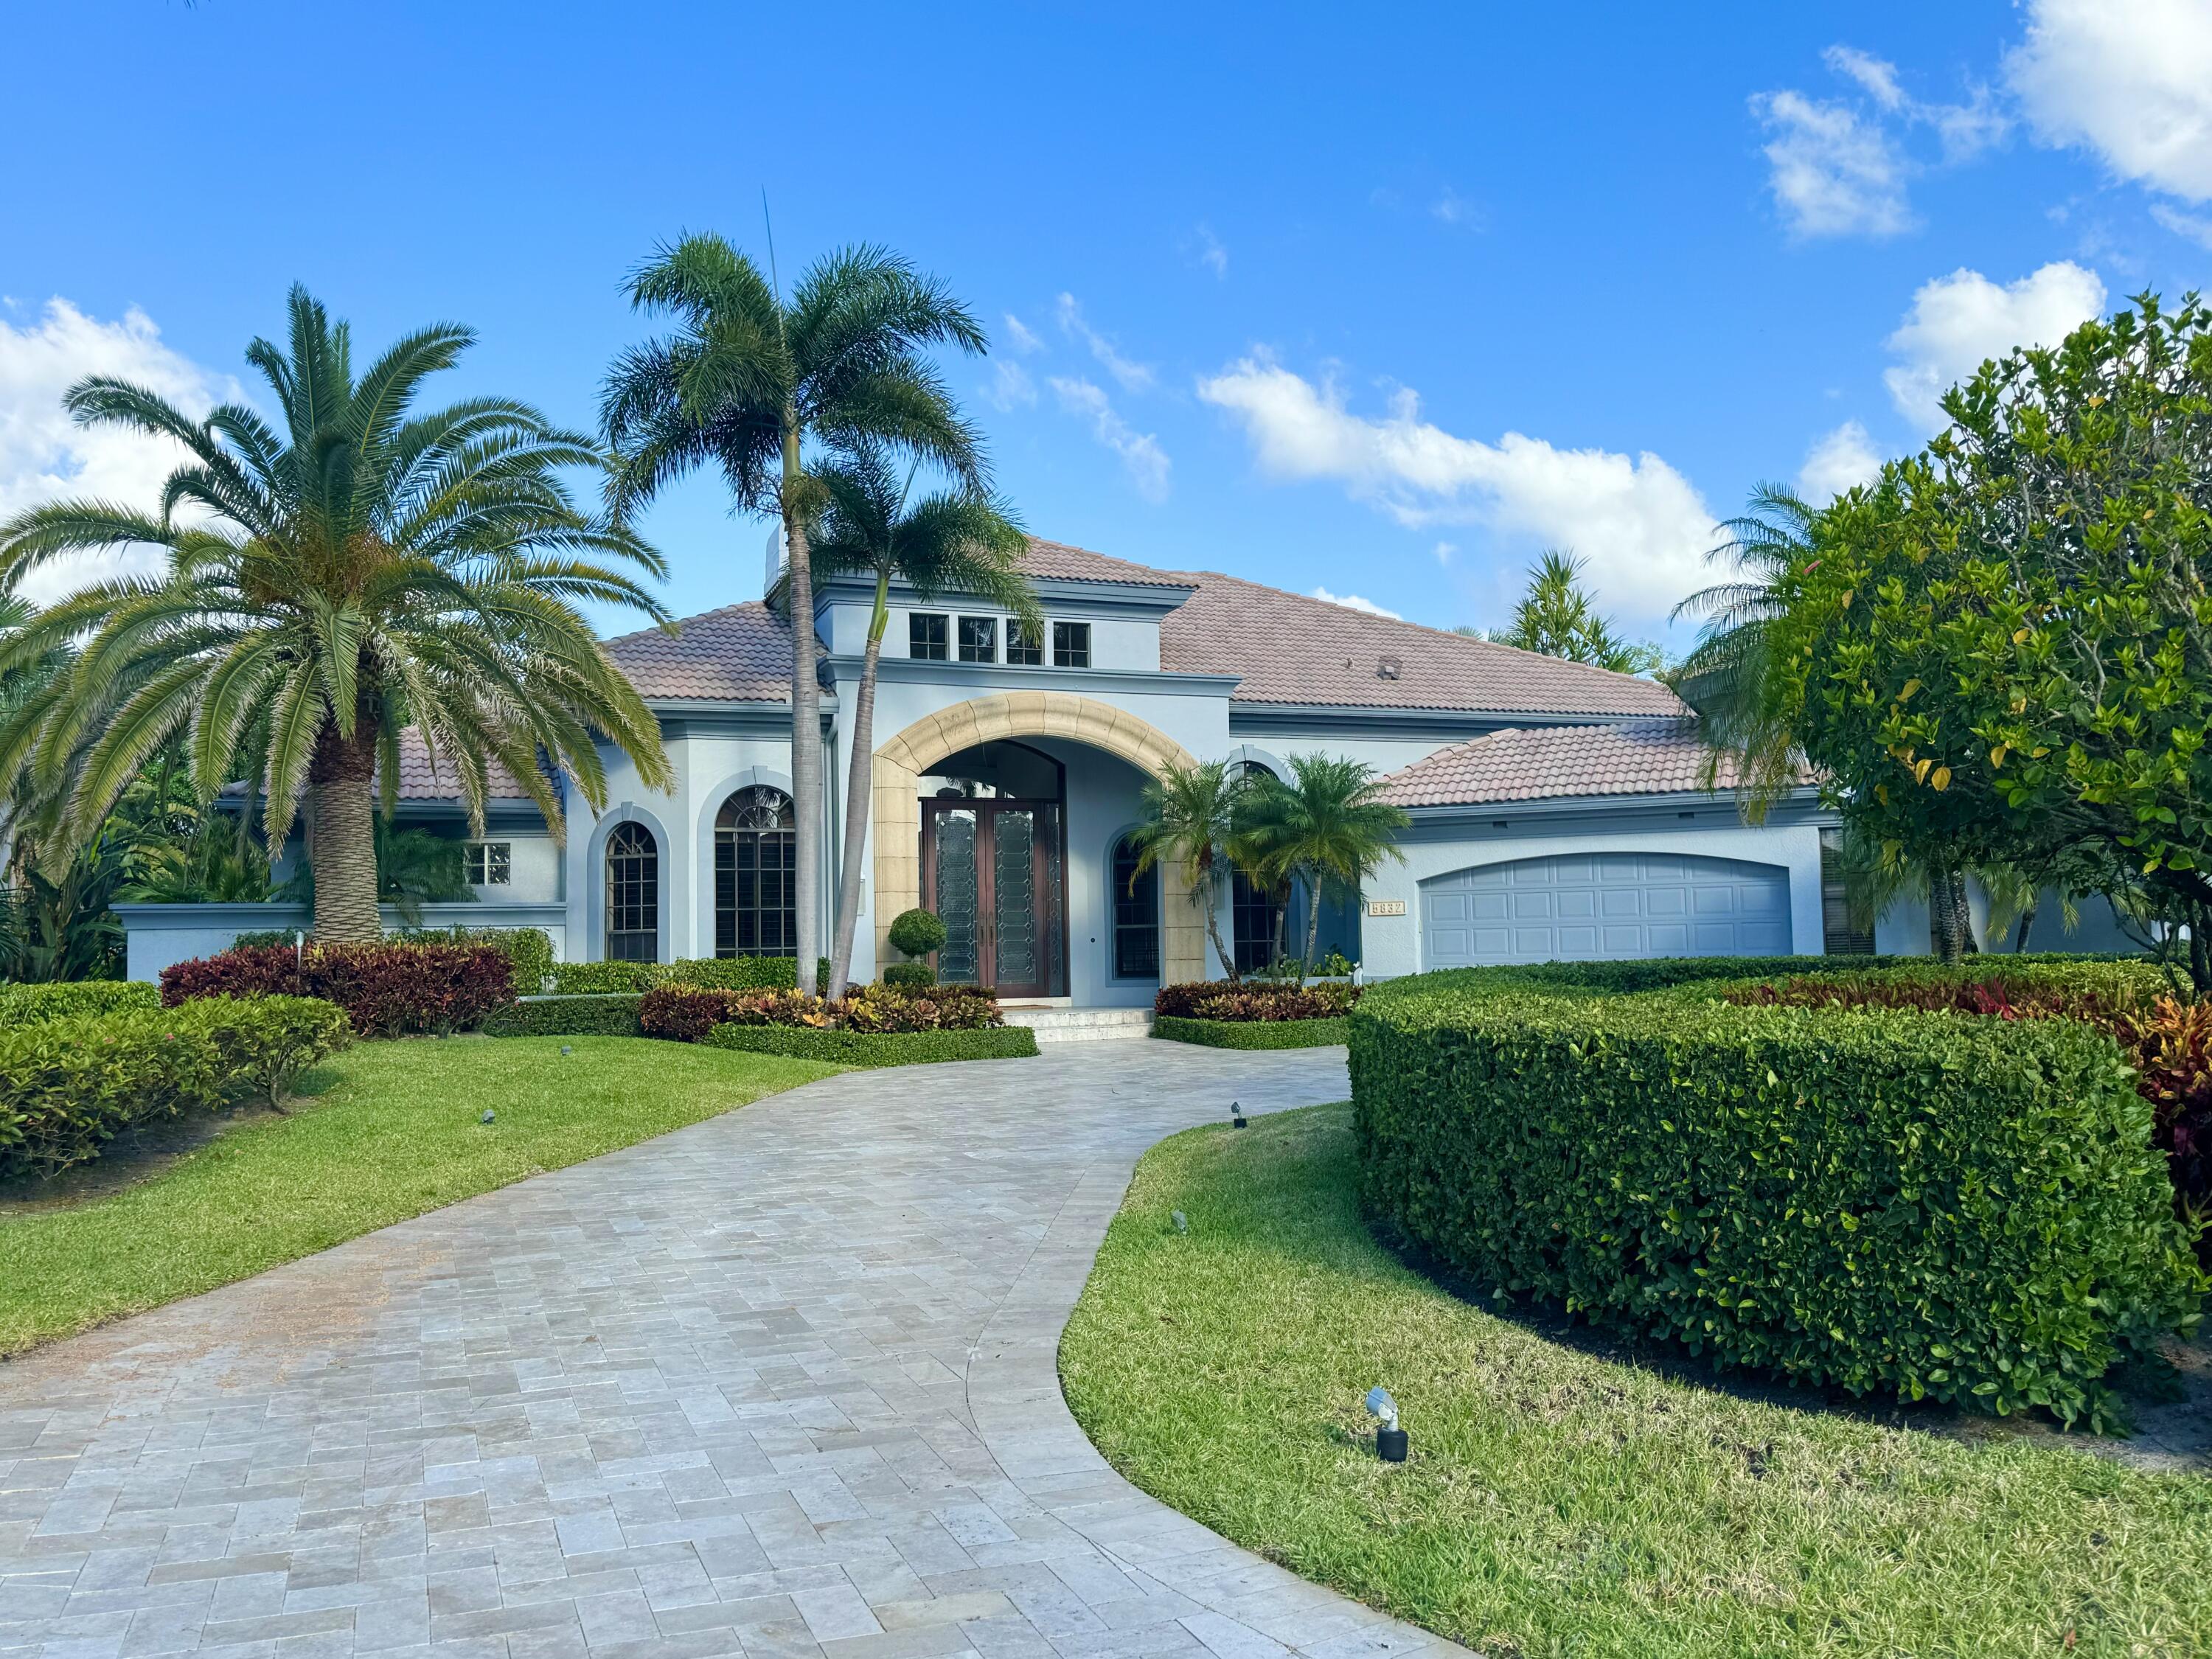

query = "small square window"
[958,616,998,664]
[1053,620,1091,668]
[908,613,948,660]
[1006,619,1043,666]
[467,841,512,886]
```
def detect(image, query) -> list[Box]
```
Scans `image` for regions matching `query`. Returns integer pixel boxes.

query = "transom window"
[465,841,511,886]
[1053,620,1091,667]
[605,822,658,962]
[1007,619,1043,666]
[1110,834,1159,981]
[958,616,998,664]
[716,785,798,958]
[909,613,948,660]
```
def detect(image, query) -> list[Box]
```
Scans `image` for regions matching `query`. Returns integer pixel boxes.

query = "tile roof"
[391,728,533,800]
[1378,720,1754,808]
[1020,538,1193,587]
[602,601,794,703]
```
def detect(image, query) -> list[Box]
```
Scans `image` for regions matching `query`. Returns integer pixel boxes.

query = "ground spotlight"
[1366,1385,1408,1461]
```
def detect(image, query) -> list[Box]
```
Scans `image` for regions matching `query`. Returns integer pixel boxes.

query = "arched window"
[1110,833,1159,981]
[605,822,659,962]
[715,785,798,957]
[1228,761,1283,973]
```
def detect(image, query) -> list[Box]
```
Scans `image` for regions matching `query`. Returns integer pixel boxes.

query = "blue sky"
[4,1,2209,644]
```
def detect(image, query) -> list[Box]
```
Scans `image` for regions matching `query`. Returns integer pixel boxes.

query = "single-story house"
[125,537,2091,989]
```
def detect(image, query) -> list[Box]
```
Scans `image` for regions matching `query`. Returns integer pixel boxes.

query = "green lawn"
[1060,1104,2212,1659]
[0,1036,834,1356]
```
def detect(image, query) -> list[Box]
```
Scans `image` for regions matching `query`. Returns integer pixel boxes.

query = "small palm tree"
[601,236,991,982]
[807,447,1034,998]
[1130,759,1245,981]
[0,286,672,942]
[1469,550,1666,675]
[1237,754,1408,976]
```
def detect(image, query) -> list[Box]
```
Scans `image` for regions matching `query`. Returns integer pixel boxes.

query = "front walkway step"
[1001,1004,1155,1042]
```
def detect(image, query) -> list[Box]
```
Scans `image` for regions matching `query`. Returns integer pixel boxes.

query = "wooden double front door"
[920,799,1066,998]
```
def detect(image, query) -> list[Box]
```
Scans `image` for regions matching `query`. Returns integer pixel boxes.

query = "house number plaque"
[1366,898,1408,917]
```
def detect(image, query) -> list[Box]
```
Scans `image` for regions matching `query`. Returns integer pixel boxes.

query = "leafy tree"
[1234,754,1408,976]
[0,286,671,943]
[1129,759,1245,981]
[1462,550,1666,675]
[1771,292,2212,984]
[807,448,1033,998]
[601,237,990,985]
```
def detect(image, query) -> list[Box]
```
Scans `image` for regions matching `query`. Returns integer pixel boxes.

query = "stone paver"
[0,1043,1472,1659]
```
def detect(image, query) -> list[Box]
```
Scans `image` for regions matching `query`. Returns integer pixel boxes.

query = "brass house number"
[1366,898,1408,917]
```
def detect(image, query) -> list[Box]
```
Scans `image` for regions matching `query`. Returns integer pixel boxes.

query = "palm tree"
[1464,550,1666,675]
[807,447,1033,998]
[1130,759,1246,981]
[1236,754,1408,976]
[600,236,990,986]
[0,285,672,942]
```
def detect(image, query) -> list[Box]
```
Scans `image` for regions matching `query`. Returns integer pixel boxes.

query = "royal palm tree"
[600,236,990,984]
[807,447,1033,998]
[0,286,672,942]
[1236,754,1408,976]
[1130,759,1246,981]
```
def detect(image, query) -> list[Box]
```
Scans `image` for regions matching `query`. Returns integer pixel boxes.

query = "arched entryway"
[919,741,1065,996]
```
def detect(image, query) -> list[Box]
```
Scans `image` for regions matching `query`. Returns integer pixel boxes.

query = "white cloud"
[1797,420,1883,502]
[1050,376,1170,502]
[1197,354,1718,623]
[980,359,1036,412]
[1054,294,1154,392]
[1882,260,2107,432]
[1003,313,1045,354]
[1750,87,1913,238]
[0,298,229,604]
[2152,203,2212,248]
[1310,587,1402,619]
[2006,0,2212,201]
[1824,45,1906,111]
[1192,224,1228,279]
[1430,187,1484,229]
[1433,540,1456,564]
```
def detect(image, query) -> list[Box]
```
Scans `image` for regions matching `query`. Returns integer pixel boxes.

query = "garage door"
[1422,852,1791,967]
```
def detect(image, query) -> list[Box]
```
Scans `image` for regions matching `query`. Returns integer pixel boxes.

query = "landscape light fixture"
[1231,1102,1248,1129]
[560,1045,574,1057]
[1172,1210,1189,1234]
[1366,1385,1408,1462]
[480,1110,495,1124]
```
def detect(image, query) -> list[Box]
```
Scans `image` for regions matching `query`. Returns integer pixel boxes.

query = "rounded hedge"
[1350,959,2205,1430]
[888,908,947,959]
[883,961,936,990]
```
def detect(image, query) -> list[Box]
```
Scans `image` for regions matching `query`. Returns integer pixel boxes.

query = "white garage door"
[1422,852,1791,967]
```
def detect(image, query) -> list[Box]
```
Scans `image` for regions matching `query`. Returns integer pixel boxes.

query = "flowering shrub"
[162,942,514,1037]
[639,981,1003,1042]
[1155,980,1360,1021]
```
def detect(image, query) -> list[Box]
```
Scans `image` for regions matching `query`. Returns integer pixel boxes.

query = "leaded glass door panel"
[921,799,1062,998]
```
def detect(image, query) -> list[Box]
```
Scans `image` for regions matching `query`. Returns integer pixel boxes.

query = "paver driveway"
[0,1042,1472,1659]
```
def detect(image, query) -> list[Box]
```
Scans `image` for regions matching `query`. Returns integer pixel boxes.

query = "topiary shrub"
[1352,966,2204,1430]
[0,981,161,1024]
[883,961,936,990]
[888,908,947,961]
[161,942,514,1037]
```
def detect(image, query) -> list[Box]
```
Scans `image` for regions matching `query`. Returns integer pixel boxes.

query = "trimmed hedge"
[0,995,350,1179]
[163,942,513,1037]
[1352,961,2204,1430]
[641,981,1006,1042]
[703,1023,1038,1067]
[0,981,160,1024]
[1155,1014,1349,1048]
[546,956,799,995]
[1155,980,1360,1020]
[481,994,644,1037]
[396,926,556,995]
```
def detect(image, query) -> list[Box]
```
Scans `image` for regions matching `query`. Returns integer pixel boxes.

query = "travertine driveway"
[0,1043,1472,1659]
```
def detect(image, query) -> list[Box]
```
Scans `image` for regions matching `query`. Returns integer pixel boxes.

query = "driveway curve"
[0,1043,1472,1659]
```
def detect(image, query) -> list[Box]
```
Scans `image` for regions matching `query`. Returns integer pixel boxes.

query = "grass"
[1060,1104,2212,1659]
[0,1036,834,1357]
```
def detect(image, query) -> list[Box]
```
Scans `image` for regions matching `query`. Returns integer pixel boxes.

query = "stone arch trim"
[872,692,1207,984]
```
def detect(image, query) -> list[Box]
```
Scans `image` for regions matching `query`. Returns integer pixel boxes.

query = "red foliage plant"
[161,942,515,1038]
[639,981,1004,1042]
[1154,980,1360,1022]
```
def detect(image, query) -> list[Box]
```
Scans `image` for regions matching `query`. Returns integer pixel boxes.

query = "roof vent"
[1377,655,1402,681]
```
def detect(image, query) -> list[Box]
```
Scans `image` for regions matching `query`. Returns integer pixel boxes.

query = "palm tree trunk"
[1199,858,1235,983]
[308,725,380,943]
[826,567,890,1001]
[2013,900,2037,953]
[1928,863,1974,964]
[1302,874,1323,980]
[782,429,822,992]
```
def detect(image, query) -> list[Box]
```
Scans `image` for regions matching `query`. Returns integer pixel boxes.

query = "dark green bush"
[0,995,349,1178]
[0,981,160,1024]
[703,1023,1037,1068]
[480,995,643,1037]
[1156,980,1359,1020]
[883,961,936,990]
[396,925,556,994]
[545,956,797,995]
[888,908,947,959]
[1155,1014,1349,1048]
[1352,968,2204,1430]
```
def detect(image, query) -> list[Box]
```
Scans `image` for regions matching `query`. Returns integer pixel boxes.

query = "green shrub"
[1154,1014,1349,1048]
[888,908,947,959]
[703,1023,1037,1067]
[0,981,160,1024]
[1156,981,1359,1020]
[883,961,936,990]
[480,995,643,1037]
[1352,970,2204,1430]
[228,928,307,950]
[0,995,349,1179]
[396,925,556,995]
[545,956,797,995]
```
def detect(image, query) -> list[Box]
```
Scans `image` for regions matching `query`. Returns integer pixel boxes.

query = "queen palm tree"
[600,235,990,985]
[1236,754,1408,977]
[807,447,1034,998]
[0,285,672,942]
[1130,759,1246,981]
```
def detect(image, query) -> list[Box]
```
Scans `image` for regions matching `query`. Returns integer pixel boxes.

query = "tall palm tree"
[807,447,1033,998]
[1130,759,1245,981]
[0,286,672,942]
[1236,754,1408,976]
[600,235,990,985]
